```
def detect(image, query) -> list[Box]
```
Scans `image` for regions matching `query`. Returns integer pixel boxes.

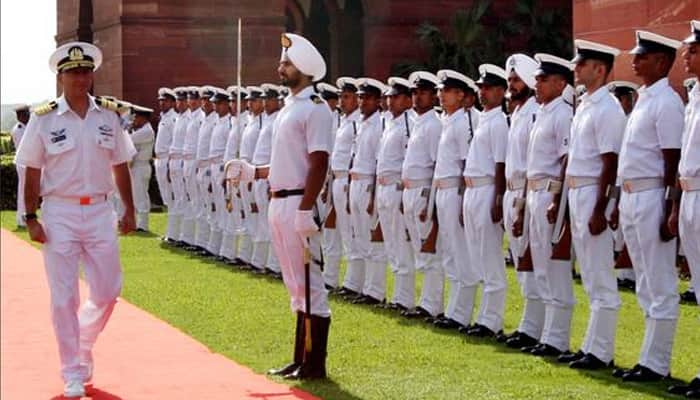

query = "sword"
[550,179,568,245]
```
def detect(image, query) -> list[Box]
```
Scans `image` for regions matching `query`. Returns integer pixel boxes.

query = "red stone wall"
[573,0,699,99]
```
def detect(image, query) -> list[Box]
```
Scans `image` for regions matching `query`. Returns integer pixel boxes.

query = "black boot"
[285,315,330,380]
[268,312,304,376]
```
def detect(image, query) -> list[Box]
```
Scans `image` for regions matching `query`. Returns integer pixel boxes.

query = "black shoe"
[687,389,700,399]
[353,295,384,305]
[557,349,585,363]
[680,290,697,303]
[458,324,473,334]
[433,317,464,330]
[617,278,636,291]
[283,315,330,380]
[613,363,641,378]
[239,263,253,271]
[136,228,148,233]
[424,313,444,324]
[251,267,267,275]
[466,324,498,338]
[622,365,666,382]
[401,306,431,319]
[224,258,237,265]
[335,287,359,297]
[570,353,610,370]
[530,343,566,357]
[495,330,513,343]
[386,302,409,312]
[324,284,337,291]
[268,312,304,376]
[506,332,539,349]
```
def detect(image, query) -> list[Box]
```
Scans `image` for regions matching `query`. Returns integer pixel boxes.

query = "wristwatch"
[23,212,38,222]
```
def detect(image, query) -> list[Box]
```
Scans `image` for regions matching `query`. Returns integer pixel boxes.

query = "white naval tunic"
[154,108,177,207]
[219,112,249,259]
[680,81,700,305]
[237,112,264,263]
[463,107,508,333]
[11,121,26,226]
[269,86,333,317]
[179,108,205,244]
[565,85,626,363]
[194,111,218,247]
[128,122,155,229]
[526,95,575,352]
[15,94,136,383]
[206,112,232,253]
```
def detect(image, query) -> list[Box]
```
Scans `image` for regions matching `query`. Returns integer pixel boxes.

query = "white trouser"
[154,157,171,208]
[180,159,198,244]
[438,186,478,326]
[194,165,211,247]
[218,187,243,259]
[16,164,26,226]
[613,226,636,281]
[322,184,342,288]
[130,162,151,230]
[504,189,545,339]
[569,186,621,363]
[252,178,279,271]
[237,181,256,263]
[333,177,364,292]
[377,182,415,308]
[166,158,184,240]
[349,179,387,300]
[269,196,331,317]
[463,185,507,333]
[528,189,575,351]
[41,200,122,383]
[403,186,443,316]
[679,190,700,304]
[206,162,226,253]
[620,188,679,375]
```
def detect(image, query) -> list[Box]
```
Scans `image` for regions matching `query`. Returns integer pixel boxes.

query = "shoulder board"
[310,94,323,104]
[32,100,58,116]
[95,96,120,112]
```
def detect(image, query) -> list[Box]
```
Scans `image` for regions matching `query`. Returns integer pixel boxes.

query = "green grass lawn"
[2,211,698,399]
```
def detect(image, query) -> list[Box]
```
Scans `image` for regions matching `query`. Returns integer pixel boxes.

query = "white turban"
[280,33,326,82]
[504,53,538,89]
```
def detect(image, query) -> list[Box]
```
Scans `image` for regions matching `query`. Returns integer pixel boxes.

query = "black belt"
[271,189,305,198]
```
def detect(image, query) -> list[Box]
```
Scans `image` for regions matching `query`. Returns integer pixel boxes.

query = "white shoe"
[80,350,93,383]
[63,380,85,398]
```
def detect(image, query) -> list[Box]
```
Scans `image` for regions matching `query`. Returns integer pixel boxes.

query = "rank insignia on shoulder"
[32,100,58,116]
[95,96,120,112]
[310,94,323,104]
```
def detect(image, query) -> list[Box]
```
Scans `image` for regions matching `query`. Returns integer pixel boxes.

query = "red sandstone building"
[57,0,697,109]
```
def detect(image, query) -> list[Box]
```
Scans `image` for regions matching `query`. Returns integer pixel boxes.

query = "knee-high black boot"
[284,315,330,380]
[268,312,304,375]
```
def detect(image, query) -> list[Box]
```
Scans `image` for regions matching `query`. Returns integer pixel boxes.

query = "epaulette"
[95,96,120,112]
[32,100,58,116]
[310,94,323,105]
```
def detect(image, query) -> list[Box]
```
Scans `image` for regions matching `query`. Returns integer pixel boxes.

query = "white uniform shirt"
[169,109,190,155]
[526,96,572,180]
[330,108,361,172]
[252,110,279,166]
[155,108,177,157]
[505,96,538,180]
[269,86,333,191]
[401,109,442,180]
[566,86,626,178]
[15,95,136,197]
[239,112,264,162]
[434,108,470,179]
[182,108,205,157]
[350,110,383,175]
[195,111,217,161]
[464,106,480,137]
[11,122,25,149]
[208,113,231,161]
[618,78,684,180]
[464,107,508,177]
[330,109,341,151]
[679,81,699,178]
[223,113,248,162]
[129,123,155,162]
[377,110,411,176]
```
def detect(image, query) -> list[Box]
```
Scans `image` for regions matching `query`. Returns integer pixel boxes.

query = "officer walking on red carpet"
[15,41,137,398]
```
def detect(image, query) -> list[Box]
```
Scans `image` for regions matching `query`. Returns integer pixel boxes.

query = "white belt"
[377,173,401,186]
[463,176,494,188]
[44,194,108,206]
[621,178,663,193]
[197,160,211,168]
[154,153,169,160]
[528,177,561,193]
[182,154,195,161]
[506,177,526,191]
[350,172,375,181]
[333,170,349,179]
[566,176,599,189]
[679,176,700,192]
[169,154,183,160]
[209,156,224,164]
[402,178,432,189]
[434,176,463,189]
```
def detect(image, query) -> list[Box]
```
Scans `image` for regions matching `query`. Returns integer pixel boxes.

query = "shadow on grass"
[294,377,365,400]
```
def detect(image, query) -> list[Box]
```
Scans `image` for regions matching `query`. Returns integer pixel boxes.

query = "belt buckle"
[79,196,91,205]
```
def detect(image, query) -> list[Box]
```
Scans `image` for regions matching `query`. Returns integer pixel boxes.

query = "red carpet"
[1,229,320,400]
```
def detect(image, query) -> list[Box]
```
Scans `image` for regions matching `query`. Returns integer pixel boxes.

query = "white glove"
[224,160,242,182]
[294,209,319,239]
[238,159,256,182]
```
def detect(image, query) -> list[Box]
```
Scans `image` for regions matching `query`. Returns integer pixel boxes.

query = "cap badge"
[68,46,85,61]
